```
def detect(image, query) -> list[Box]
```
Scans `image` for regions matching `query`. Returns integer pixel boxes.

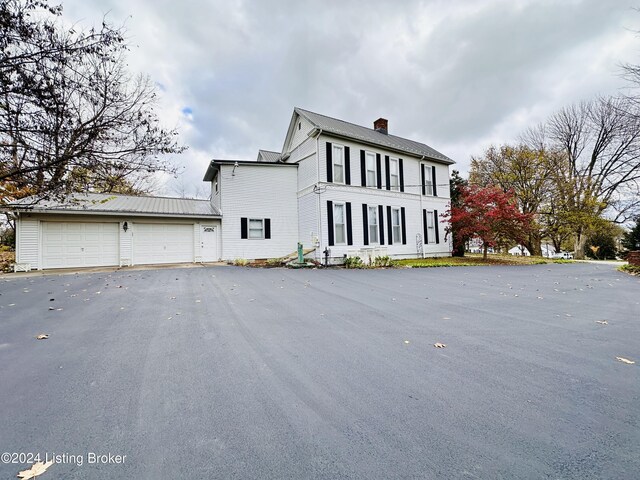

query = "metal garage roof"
[6,193,221,218]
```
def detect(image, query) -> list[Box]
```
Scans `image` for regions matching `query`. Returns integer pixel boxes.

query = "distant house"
[541,244,556,258]
[5,108,455,270]
[508,245,530,256]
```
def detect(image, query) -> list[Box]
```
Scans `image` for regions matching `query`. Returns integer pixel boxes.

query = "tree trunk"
[483,243,488,260]
[574,230,588,259]
[524,232,542,256]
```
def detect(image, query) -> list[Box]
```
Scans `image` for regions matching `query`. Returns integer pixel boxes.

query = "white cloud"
[61,0,640,189]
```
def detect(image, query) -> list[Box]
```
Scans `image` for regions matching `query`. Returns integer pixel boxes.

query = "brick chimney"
[374,117,388,134]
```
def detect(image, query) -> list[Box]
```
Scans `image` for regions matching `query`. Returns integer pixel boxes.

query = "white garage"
[133,223,194,265]
[7,193,222,270]
[41,221,119,269]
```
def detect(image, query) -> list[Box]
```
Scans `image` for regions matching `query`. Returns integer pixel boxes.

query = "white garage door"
[42,222,119,269]
[133,223,194,265]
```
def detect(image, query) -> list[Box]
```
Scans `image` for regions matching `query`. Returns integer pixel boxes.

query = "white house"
[5,108,455,270]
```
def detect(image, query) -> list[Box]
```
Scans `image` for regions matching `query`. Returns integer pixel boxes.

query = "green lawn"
[396,253,572,268]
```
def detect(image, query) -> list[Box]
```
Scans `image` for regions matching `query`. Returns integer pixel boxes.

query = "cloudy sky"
[62,0,640,196]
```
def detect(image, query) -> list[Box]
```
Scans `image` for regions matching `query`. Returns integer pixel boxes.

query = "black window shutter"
[385,155,391,190]
[241,217,248,239]
[362,204,369,246]
[264,218,271,239]
[423,209,428,243]
[327,201,334,246]
[432,166,437,196]
[401,207,407,244]
[360,150,366,186]
[326,142,333,183]
[376,153,382,189]
[399,158,404,192]
[387,206,393,245]
[344,146,351,185]
[346,202,353,246]
[434,209,440,243]
[378,205,385,245]
[421,165,426,195]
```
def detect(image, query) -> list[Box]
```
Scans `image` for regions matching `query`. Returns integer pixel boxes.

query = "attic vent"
[374,118,388,134]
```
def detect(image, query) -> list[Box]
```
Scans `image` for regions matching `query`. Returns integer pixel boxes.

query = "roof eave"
[6,208,221,219]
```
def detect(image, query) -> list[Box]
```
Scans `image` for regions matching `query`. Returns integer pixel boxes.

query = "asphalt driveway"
[0,263,638,479]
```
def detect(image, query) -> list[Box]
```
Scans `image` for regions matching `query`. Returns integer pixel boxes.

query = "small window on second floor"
[366,152,376,187]
[333,145,344,184]
[389,158,399,191]
[424,165,434,196]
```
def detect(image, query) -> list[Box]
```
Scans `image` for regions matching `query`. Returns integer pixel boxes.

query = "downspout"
[316,128,323,263]
[419,155,426,258]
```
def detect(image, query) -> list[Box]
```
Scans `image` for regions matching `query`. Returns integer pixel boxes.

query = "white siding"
[297,155,318,191]
[286,114,315,153]
[16,218,39,268]
[219,164,298,260]
[317,133,451,200]
[211,170,221,212]
[289,136,316,163]
[16,214,220,269]
[297,192,318,251]
[119,220,133,266]
[317,185,451,260]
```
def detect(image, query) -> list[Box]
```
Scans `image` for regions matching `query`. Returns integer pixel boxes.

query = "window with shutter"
[334,203,346,245]
[368,206,379,244]
[391,208,401,244]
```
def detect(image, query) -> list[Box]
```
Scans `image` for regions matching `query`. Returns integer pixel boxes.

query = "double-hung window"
[366,152,376,187]
[249,219,264,239]
[391,207,401,244]
[426,211,435,243]
[424,165,434,196]
[389,157,399,191]
[368,206,379,244]
[334,203,346,245]
[333,145,344,184]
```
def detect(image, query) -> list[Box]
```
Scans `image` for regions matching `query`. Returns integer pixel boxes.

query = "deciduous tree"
[469,144,556,256]
[445,185,533,259]
[0,0,184,204]
[448,169,468,256]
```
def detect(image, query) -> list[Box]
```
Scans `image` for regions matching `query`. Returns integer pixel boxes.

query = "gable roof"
[257,149,282,162]
[5,193,220,218]
[292,107,454,165]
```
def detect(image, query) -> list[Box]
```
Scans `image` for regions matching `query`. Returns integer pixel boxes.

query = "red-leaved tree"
[445,185,533,259]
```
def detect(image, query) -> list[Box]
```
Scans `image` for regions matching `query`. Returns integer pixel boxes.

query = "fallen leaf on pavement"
[35,334,49,340]
[616,357,635,364]
[17,460,53,479]
[434,342,447,348]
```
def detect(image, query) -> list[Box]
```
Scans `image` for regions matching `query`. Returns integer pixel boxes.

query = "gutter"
[5,209,222,220]
[419,155,426,258]
[316,128,323,261]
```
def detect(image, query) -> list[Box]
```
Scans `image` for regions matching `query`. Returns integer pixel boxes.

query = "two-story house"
[5,108,454,270]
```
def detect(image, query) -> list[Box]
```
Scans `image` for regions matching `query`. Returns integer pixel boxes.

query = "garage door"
[133,223,194,265]
[42,222,119,269]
